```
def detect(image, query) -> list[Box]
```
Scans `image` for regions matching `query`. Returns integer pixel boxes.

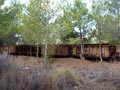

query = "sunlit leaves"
[0,1,22,45]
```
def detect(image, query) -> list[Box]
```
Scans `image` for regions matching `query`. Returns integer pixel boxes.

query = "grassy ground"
[0,55,120,90]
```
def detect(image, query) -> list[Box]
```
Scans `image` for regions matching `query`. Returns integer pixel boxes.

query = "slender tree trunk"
[43,43,50,71]
[36,44,39,59]
[99,24,103,62]
[80,41,85,60]
[8,45,11,57]
[79,27,85,60]
[43,21,52,71]
[29,45,32,56]
[117,3,120,38]
[44,43,48,62]
[99,43,102,62]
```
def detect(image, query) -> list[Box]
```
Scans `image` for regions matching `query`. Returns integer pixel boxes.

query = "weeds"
[1,55,120,90]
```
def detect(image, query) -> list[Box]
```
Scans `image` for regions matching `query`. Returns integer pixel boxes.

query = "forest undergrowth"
[0,55,120,90]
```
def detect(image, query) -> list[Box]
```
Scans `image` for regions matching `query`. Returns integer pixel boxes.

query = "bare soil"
[10,55,120,69]
[5,56,120,90]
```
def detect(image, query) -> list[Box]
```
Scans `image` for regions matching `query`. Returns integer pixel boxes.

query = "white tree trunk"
[99,24,103,62]
[44,43,48,62]
[79,27,85,60]
[99,44,103,62]
[43,43,51,71]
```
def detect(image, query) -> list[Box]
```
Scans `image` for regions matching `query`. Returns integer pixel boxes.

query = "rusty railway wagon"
[15,45,42,56]
[0,44,120,60]
[72,44,109,59]
[41,44,71,57]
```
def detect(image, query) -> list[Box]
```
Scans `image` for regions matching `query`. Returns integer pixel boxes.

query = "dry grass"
[1,55,120,90]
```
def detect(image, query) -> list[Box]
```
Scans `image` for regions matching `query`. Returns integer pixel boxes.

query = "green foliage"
[55,0,89,44]
[91,0,120,44]
[0,0,4,6]
[0,1,22,45]
[20,0,61,45]
[0,0,120,45]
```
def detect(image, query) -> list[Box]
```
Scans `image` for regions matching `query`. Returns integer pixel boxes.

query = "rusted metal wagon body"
[71,44,110,59]
[115,45,120,59]
[0,45,8,53]
[15,45,41,56]
[71,45,80,57]
[9,45,16,55]
[86,44,110,58]
[0,44,120,60]
[41,44,71,57]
